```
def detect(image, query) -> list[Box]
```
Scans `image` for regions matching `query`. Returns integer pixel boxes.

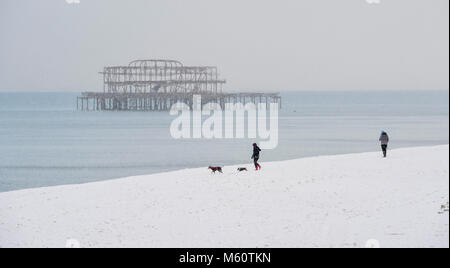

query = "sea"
[0,91,448,192]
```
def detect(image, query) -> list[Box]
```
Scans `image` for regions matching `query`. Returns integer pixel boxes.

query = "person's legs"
[381,145,387,157]
[254,157,259,170]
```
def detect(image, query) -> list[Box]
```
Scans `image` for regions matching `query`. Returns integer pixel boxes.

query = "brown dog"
[208,166,223,173]
[237,168,248,172]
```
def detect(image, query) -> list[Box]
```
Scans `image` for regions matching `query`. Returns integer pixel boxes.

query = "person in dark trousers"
[379,131,389,158]
[252,143,262,170]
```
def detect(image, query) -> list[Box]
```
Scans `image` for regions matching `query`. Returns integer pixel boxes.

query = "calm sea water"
[0,91,448,192]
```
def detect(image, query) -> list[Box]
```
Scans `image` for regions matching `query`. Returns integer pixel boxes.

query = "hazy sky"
[0,0,448,92]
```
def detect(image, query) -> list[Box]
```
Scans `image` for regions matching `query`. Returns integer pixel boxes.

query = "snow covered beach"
[0,145,448,248]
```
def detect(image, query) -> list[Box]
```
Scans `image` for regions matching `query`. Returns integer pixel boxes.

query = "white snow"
[0,145,448,248]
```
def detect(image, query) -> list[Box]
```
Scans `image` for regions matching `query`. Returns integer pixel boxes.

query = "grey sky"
[0,0,448,92]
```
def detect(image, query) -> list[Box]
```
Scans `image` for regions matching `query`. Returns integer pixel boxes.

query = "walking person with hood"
[379,131,390,158]
[252,143,262,170]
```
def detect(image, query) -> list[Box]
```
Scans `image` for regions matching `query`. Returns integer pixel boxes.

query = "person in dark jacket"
[379,131,389,158]
[252,143,262,170]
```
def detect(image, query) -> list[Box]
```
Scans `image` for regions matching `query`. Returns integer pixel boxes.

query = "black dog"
[237,167,248,172]
[208,166,223,173]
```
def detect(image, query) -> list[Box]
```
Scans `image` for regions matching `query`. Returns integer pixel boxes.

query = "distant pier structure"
[77,59,281,111]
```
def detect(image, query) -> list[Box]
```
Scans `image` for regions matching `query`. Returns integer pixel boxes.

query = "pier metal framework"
[101,60,225,94]
[78,59,281,111]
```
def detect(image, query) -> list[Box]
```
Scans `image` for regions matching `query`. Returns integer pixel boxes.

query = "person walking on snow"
[252,143,262,170]
[379,131,389,158]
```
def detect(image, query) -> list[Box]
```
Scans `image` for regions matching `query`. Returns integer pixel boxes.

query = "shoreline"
[0,145,448,248]
[1,144,449,194]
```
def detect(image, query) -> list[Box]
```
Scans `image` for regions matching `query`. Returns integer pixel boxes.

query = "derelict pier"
[77,60,281,111]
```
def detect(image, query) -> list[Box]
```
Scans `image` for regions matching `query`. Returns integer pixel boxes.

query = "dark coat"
[379,133,389,145]
[252,145,261,159]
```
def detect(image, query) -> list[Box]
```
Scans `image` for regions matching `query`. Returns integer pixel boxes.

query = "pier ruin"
[77,60,281,111]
